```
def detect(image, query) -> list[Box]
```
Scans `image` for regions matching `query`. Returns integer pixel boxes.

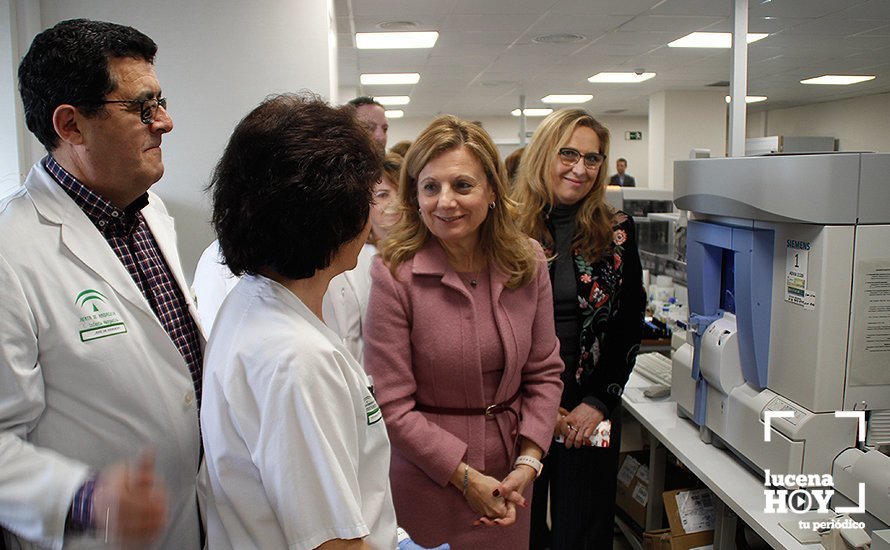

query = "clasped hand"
[463,465,535,527]
[554,404,604,448]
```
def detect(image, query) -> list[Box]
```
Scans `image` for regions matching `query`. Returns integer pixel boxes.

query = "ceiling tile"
[648,0,730,17]
[780,18,890,36]
[452,0,557,15]
[618,15,725,33]
[553,0,665,17]
[839,0,890,20]
[749,0,852,19]
[351,0,459,18]
[442,14,541,32]
[525,13,633,34]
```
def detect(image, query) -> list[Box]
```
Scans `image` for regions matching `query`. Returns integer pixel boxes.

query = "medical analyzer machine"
[670,153,890,532]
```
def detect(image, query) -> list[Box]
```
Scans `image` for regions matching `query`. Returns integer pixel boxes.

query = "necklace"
[461,269,481,289]
[446,247,484,290]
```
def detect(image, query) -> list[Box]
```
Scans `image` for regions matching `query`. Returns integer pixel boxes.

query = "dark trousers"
[529,404,623,550]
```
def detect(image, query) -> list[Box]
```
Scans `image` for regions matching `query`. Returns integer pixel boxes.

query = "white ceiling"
[335,0,890,118]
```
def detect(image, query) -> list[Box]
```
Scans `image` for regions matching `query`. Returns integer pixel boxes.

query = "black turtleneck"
[550,202,581,369]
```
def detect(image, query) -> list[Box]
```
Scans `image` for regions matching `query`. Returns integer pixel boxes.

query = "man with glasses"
[0,19,202,548]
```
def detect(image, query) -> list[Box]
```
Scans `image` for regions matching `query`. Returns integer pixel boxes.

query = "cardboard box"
[642,488,716,550]
[662,488,716,536]
[616,451,650,528]
[643,528,714,550]
[615,451,701,530]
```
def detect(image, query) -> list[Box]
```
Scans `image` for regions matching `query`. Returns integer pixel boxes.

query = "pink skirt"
[389,417,532,550]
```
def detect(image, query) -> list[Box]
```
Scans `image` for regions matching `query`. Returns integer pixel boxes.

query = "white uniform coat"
[201,275,397,550]
[0,163,203,549]
[195,241,375,363]
[192,240,239,335]
[322,243,376,363]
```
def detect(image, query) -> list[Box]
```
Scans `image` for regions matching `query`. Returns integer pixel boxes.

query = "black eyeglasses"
[98,97,167,124]
[558,147,606,169]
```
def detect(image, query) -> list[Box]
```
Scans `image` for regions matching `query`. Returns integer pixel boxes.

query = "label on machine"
[785,243,816,310]
[849,259,890,386]
[763,397,805,426]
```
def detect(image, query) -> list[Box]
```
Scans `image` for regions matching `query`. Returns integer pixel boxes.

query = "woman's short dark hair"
[18,19,158,151]
[210,93,381,280]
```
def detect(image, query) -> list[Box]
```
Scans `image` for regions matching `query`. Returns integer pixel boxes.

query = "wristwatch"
[514,455,543,478]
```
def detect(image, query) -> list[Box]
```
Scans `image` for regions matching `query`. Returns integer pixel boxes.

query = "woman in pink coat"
[364,115,564,549]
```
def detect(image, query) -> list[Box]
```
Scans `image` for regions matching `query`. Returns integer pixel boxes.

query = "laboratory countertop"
[622,372,823,550]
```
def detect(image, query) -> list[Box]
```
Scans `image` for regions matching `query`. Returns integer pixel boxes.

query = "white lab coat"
[194,241,376,363]
[322,243,376,363]
[0,162,203,549]
[201,274,398,550]
[192,240,239,335]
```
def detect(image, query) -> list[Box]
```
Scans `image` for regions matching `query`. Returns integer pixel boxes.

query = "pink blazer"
[364,238,564,486]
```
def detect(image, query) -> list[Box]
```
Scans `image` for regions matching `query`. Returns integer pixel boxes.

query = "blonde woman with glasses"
[512,109,645,550]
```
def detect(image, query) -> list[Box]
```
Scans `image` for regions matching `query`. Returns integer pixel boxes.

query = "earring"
[489,201,496,210]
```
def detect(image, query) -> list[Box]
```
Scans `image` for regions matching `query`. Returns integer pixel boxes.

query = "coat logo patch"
[76,288,128,341]
[364,394,382,425]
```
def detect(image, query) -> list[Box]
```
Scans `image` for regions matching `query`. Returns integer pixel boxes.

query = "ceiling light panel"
[541,94,593,104]
[588,72,656,83]
[668,32,768,48]
[725,95,768,103]
[356,31,439,49]
[374,96,411,105]
[511,108,553,117]
[360,73,421,85]
[800,75,876,85]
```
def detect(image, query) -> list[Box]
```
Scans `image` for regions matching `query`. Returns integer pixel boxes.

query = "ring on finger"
[568,425,579,432]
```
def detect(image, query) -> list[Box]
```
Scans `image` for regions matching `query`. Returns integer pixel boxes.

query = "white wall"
[648,90,727,190]
[760,92,890,153]
[0,0,22,197]
[648,92,666,191]
[746,110,767,138]
[16,0,336,282]
[388,113,650,186]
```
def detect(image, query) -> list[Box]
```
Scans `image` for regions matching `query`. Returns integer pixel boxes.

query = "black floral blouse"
[543,211,646,414]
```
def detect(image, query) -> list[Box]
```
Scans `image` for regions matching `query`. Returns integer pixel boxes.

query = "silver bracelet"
[462,462,469,495]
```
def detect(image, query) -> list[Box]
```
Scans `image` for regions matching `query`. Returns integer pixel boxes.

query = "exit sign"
[625,131,643,141]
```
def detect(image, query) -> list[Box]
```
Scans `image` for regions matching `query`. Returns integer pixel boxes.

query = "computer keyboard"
[634,352,673,386]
